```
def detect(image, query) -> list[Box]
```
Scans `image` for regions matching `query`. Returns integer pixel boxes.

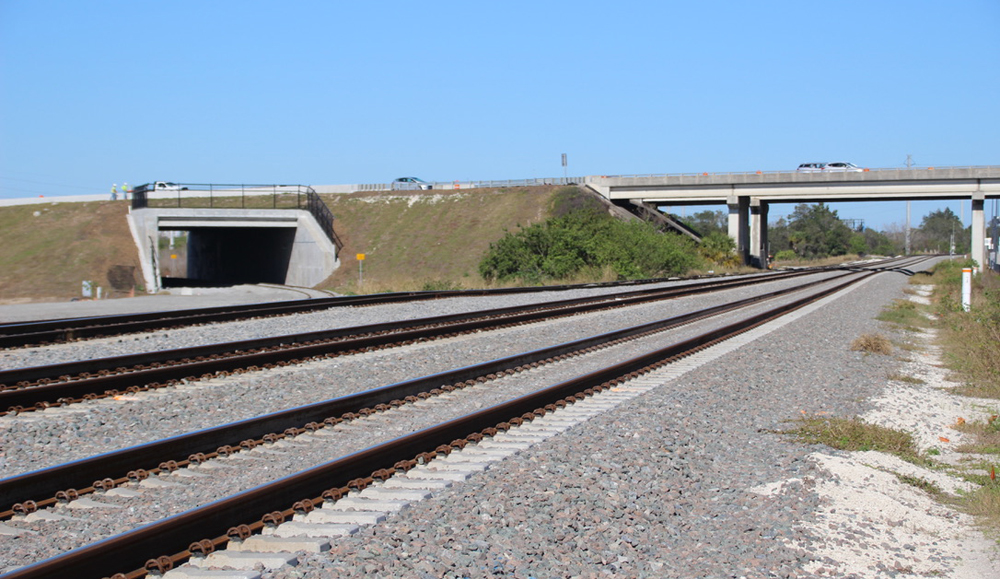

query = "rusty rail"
[0,270,879,579]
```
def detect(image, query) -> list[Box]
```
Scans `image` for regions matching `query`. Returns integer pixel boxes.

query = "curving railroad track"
[0,256,933,579]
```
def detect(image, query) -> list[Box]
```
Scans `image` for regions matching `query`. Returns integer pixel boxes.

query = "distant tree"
[861,228,900,256]
[768,217,791,254]
[786,203,855,258]
[682,210,728,237]
[848,233,868,255]
[916,208,968,253]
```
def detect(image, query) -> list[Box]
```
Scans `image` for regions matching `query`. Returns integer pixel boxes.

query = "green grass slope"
[0,186,561,301]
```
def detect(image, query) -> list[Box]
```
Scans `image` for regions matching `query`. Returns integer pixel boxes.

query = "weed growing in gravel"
[850,333,893,355]
[876,299,929,330]
[780,416,918,457]
[961,471,1000,540]
[895,473,945,498]
[887,372,925,385]
[953,415,1000,455]
[892,338,921,352]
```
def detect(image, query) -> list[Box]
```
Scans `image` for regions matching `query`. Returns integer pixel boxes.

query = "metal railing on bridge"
[592,165,1000,180]
[355,176,583,192]
[130,184,343,251]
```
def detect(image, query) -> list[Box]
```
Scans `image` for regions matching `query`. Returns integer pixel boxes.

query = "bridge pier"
[727,196,750,266]
[750,199,769,268]
[727,196,769,268]
[973,192,985,268]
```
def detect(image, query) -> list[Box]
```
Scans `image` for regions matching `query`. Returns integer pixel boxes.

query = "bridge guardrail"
[589,165,1000,180]
[356,176,583,192]
[130,184,343,251]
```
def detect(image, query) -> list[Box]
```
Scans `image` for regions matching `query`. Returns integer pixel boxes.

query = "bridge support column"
[727,196,750,265]
[750,198,769,269]
[972,193,985,268]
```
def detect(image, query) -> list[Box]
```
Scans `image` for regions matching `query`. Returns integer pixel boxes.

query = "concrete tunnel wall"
[186,227,296,285]
[127,208,340,292]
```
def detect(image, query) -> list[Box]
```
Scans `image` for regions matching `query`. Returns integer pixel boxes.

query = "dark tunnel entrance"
[160,227,296,287]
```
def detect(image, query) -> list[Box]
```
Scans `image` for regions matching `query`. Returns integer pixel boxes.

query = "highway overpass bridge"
[585,166,1000,268]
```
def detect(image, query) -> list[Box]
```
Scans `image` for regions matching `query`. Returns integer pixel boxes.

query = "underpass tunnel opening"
[158,226,296,287]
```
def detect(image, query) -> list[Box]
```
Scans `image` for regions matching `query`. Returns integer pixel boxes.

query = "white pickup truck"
[134,181,188,193]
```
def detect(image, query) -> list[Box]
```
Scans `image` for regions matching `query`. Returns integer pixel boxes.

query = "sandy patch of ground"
[751,320,1000,577]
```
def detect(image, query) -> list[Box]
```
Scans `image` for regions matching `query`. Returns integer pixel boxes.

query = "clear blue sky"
[1,0,997,231]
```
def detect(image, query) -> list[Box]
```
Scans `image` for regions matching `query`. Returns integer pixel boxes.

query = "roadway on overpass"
[584,166,1000,269]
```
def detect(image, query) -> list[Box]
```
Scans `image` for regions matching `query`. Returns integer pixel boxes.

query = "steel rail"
[0,255,918,349]
[0,270,878,579]
[0,273,757,349]
[0,270,856,517]
[0,270,824,411]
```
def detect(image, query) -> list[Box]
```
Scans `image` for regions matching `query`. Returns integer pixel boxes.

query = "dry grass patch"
[851,333,893,355]
[952,415,1000,456]
[887,372,925,385]
[964,482,1000,538]
[876,299,930,330]
[780,415,918,456]
[932,267,1000,398]
[0,201,141,301]
[318,187,561,292]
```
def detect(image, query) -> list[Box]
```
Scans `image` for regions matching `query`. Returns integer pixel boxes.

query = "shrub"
[479,208,702,283]
[698,231,739,267]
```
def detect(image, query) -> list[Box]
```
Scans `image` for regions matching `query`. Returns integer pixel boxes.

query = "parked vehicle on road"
[133,182,189,193]
[796,162,864,173]
[823,162,864,172]
[391,177,433,190]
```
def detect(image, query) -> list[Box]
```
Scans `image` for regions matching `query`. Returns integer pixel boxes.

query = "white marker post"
[962,267,972,312]
[357,253,366,287]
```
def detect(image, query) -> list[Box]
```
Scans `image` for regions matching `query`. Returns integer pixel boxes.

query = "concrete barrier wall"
[128,208,339,292]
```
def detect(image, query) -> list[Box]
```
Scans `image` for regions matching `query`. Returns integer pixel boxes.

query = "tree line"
[682,204,969,260]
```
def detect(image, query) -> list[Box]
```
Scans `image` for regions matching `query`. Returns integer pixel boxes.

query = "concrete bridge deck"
[585,166,1000,268]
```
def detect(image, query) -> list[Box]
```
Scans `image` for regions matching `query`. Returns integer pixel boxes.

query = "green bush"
[479,208,702,283]
[698,231,739,267]
[774,249,797,261]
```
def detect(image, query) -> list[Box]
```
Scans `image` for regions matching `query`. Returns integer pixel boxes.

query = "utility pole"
[905,155,913,255]
[906,201,911,255]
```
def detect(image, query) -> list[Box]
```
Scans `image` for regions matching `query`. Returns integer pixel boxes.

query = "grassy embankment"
[316,186,564,293]
[0,187,563,302]
[1,184,779,302]
[0,201,140,303]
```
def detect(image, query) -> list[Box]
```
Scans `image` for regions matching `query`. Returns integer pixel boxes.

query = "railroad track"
[0,268,838,416]
[0,275,740,349]
[0,256,922,350]
[0,259,934,579]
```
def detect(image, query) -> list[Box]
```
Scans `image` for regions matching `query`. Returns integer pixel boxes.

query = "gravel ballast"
[256,266,996,578]
[3,263,998,578]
